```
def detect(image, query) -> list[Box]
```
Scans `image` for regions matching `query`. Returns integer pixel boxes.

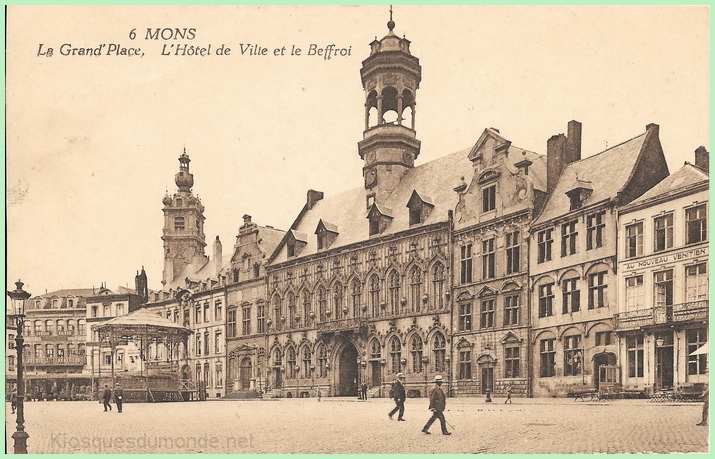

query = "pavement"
[4,397,710,454]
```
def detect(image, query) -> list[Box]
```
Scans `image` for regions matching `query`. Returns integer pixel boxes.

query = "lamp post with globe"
[7,280,31,454]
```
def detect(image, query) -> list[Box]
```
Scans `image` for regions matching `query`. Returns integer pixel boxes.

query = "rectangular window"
[482,185,496,212]
[538,283,554,318]
[686,204,707,244]
[504,345,520,378]
[503,294,519,326]
[215,332,222,354]
[482,238,495,279]
[480,299,494,329]
[174,217,185,230]
[257,305,266,334]
[654,270,674,307]
[537,229,553,263]
[625,276,644,311]
[409,206,421,226]
[654,214,673,252]
[627,335,644,378]
[562,278,580,314]
[588,272,607,309]
[459,303,472,331]
[685,263,708,302]
[227,309,237,338]
[242,306,251,336]
[215,300,222,321]
[368,219,379,236]
[687,329,708,376]
[563,335,582,376]
[586,211,606,250]
[625,222,643,258]
[460,244,473,284]
[505,231,520,274]
[595,331,612,346]
[459,350,472,379]
[539,339,555,377]
[8,335,15,350]
[195,305,202,324]
[561,220,578,256]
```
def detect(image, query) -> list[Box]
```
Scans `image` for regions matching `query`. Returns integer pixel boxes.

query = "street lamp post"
[8,280,31,454]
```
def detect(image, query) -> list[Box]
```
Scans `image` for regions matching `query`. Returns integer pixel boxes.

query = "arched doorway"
[239,357,252,390]
[477,355,496,394]
[337,341,358,396]
[593,352,617,389]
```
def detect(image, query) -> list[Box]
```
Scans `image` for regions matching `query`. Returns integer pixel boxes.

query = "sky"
[5,5,709,295]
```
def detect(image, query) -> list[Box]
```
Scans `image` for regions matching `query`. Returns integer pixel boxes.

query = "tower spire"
[388,5,395,31]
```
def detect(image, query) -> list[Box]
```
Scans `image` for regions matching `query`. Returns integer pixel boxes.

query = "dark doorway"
[481,366,494,393]
[655,333,674,390]
[239,357,252,389]
[593,353,617,389]
[273,368,282,389]
[370,361,380,387]
[338,342,358,396]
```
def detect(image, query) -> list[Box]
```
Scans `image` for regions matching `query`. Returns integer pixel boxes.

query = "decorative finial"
[387,5,395,31]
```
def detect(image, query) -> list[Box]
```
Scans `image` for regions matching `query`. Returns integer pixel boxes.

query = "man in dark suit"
[114,383,124,413]
[388,373,407,421]
[102,384,112,412]
[422,375,451,435]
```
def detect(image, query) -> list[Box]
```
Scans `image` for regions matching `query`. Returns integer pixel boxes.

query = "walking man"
[422,375,451,435]
[361,382,368,400]
[505,384,513,404]
[114,383,124,413]
[697,386,708,426]
[388,373,407,421]
[102,384,112,412]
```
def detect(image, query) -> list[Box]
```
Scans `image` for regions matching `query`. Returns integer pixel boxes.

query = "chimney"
[695,146,709,172]
[566,120,582,163]
[213,236,223,276]
[546,134,567,193]
[646,123,659,135]
[307,189,324,209]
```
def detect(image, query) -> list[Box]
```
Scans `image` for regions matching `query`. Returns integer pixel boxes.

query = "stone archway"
[336,341,359,396]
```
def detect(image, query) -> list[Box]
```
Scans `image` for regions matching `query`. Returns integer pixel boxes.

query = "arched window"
[317,286,327,322]
[45,320,54,336]
[432,263,446,310]
[287,292,296,329]
[273,348,283,366]
[351,278,362,317]
[56,319,66,335]
[271,294,282,331]
[409,266,422,313]
[388,270,401,315]
[302,346,312,377]
[370,338,381,359]
[286,347,297,379]
[316,342,327,378]
[390,337,402,374]
[411,335,423,373]
[301,289,311,324]
[67,319,75,335]
[432,332,446,373]
[333,282,344,319]
[369,275,380,317]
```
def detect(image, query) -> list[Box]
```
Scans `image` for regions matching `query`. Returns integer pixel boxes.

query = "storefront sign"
[623,246,708,271]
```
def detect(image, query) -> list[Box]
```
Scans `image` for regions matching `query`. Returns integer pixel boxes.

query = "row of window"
[193,330,223,357]
[536,211,607,263]
[268,264,447,331]
[173,216,201,231]
[624,263,708,311]
[458,344,521,380]
[458,294,520,331]
[30,298,78,309]
[624,330,707,378]
[537,271,608,318]
[163,300,223,326]
[194,361,224,389]
[25,319,86,337]
[459,231,521,284]
[26,343,87,359]
[90,303,125,318]
[227,304,266,337]
[625,204,707,258]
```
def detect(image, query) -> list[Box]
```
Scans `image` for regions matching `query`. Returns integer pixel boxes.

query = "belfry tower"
[358,9,421,205]
[161,150,207,285]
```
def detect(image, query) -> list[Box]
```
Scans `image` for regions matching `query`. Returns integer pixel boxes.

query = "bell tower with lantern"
[358,8,421,205]
[161,150,207,285]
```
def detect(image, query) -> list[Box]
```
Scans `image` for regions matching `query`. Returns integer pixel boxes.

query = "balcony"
[316,317,367,335]
[614,300,709,331]
[24,356,87,366]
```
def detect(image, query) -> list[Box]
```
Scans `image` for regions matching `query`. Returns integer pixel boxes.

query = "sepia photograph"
[4,4,710,454]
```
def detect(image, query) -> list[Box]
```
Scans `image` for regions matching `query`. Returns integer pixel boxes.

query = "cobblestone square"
[4,397,709,454]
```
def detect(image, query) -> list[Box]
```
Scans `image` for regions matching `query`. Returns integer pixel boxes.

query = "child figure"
[505,384,513,404]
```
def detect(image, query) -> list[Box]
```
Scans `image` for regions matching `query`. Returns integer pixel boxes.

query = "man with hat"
[422,375,451,435]
[388,373,407,421]
[114,382,124,413]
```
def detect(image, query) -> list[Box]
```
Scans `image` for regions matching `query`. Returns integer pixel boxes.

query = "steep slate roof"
[628,162,709,204]
[534,132,648,225]
[271,148,474,264]
[35,288,97,299]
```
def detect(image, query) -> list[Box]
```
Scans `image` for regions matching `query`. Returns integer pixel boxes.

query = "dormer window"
[315,220,339,250]
[482,185,496,212]
[366,203,393,236]
[565,177,593,212]
[406,190,434,226]
[286,230,307,258]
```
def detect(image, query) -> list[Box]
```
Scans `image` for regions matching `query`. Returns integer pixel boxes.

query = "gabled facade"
[451,127,547,397]
[529,122,670,397]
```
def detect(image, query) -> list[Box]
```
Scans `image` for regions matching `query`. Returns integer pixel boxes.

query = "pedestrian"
[114,383,124,413]
[388,373,407,421]
[421,375,451,435]
[317,387,322,402]
[505,384,512,404]
[10,388,17,414]
[361,382,368,400]
[102,384,112,412]
[697,386,708,426]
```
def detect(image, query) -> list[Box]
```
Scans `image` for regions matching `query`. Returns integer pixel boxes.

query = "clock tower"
[358,10,421,205]
[161,150,207,285]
